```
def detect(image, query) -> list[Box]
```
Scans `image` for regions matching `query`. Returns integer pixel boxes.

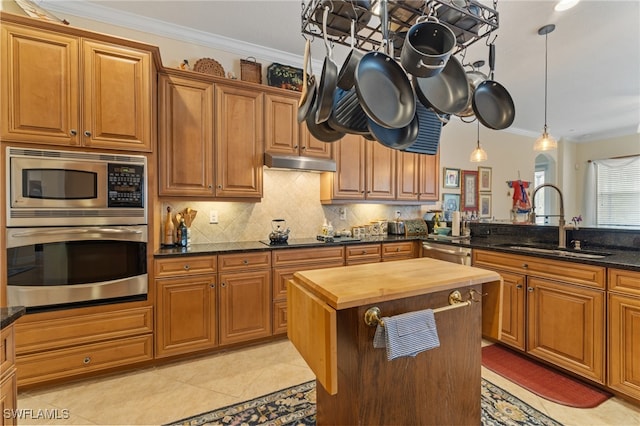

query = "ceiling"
[41,0,640,143]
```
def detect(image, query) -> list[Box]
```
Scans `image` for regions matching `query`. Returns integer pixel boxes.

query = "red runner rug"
[482,344,612,408]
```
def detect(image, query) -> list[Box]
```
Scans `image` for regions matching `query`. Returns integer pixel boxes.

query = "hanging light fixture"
[534,24,557,151]
[555,0,580,12]
[470,121,488,162]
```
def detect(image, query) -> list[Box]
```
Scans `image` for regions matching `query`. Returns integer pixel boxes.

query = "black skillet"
[472,44,515,130]
[315,6,339,125]
[298,39,317,123]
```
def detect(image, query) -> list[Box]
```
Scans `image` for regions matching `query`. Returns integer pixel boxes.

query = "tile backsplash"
[161,169,427,244]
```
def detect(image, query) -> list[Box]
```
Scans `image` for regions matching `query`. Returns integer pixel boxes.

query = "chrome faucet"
[529,183,566,249]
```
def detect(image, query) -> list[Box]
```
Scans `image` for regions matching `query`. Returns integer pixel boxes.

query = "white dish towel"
[373,309,440,360]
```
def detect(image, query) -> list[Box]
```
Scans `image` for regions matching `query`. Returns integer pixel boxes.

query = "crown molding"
[40,0,311,69]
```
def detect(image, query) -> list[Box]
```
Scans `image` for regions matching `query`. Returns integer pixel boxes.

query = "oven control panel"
[108,163,144,208]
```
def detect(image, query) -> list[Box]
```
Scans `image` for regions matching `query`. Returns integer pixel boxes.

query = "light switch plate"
[209,210,219,224]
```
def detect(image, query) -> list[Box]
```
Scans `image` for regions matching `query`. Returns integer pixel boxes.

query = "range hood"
[264,153,336,172]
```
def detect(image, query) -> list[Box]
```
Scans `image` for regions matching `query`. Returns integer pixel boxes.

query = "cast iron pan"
[472,44,515,130]
[306,86,344,143]
[413,55,470,116]
[328,88,369,134]
[367,113,419,150]
[355,51,416,129]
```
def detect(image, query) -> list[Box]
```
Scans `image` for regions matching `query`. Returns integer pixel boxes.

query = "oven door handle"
[423,245,469,256]
[12,228,143,237]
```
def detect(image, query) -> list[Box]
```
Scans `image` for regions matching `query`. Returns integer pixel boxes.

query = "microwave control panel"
[108,163,144,208]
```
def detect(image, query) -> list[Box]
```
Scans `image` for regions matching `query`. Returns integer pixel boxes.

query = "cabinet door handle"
[84,130,92,137]
[527,287,534,292]
[208,185,212,188]
[83,356,91,365]
[221,282,226,287]
[243,259,249,264]
[70,129,77,136]
[218,185,222,189]
[516,284,523,289]
[210,283,215,288]
[293,145,299,149]
[183,264,190,270]
[301,146,306,150]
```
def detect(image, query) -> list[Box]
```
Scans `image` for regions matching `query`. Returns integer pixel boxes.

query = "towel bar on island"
[364,289,480,327]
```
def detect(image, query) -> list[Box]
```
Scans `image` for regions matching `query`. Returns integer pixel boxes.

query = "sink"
[504,245,610,259]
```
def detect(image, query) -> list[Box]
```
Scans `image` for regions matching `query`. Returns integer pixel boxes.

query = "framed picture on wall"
[442,193,461,212]
[443,167,460,188]
[461,170,478,211]
[478,166,492,192]
[479,193,492,218]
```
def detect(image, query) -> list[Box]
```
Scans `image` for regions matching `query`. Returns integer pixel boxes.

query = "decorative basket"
[193,57,225,77]
[240,57,262,84]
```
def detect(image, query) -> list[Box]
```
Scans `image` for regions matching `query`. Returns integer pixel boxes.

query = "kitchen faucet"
[529,183,566,249]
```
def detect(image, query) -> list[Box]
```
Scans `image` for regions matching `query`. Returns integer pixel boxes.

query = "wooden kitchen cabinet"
[271,246,345,334]
[218,252,272,345]
[345,243,382,265]
[382,241,418,261]
[215,83,264,198]
[320,134,395,202]
[608,268,640,401]
[1,16,154,152]
[158,72,214,196]
[396,150,440,202]
[264,91,332,159]
[1,325,17,426]
[473,249,606,383]
[155,256,217,357]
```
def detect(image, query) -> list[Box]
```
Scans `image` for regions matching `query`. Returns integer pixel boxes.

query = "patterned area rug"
[166,378,563,426]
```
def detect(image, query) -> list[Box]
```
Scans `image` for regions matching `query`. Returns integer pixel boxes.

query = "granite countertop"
[1,306,26,329]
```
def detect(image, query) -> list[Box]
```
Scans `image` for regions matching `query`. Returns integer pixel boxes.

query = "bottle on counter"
[177,218,188,247]
[163,206,175,246]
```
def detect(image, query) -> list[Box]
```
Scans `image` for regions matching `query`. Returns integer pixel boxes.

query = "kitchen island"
[288,257,502,425]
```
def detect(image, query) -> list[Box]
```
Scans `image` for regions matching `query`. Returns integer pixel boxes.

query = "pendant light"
[470,121,487,162]
[534,24,557,151]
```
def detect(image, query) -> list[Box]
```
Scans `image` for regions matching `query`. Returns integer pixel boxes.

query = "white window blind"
[595,156,640,226]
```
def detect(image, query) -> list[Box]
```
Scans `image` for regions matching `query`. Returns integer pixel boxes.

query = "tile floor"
[16,338,640,426]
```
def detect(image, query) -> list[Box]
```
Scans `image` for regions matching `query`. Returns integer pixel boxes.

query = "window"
[595,156,640,227]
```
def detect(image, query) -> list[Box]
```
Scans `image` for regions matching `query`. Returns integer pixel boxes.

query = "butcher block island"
[288,257,502,425]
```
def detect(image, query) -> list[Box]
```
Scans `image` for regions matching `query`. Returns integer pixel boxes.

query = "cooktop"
[259,236,361,246]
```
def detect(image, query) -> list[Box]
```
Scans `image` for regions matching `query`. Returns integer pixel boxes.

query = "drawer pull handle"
[83,357,91,365]
[362,250,367,254]
[184,264,190,270]
[396,248,400,252]
[243,259,249,264]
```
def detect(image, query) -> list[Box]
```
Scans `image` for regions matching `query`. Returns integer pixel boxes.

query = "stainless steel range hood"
[264,153,336,172]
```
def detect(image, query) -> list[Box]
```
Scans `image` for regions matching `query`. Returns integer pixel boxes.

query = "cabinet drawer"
[382,241,416,259]
[272,246,345,266]
[609,269,640,296]
[1,325,15,377]
[15,307,153,354]
[16,334,153,387]
[345,244,381,264]
[273,261,345,300]
[473,249,605,289]
[218,251,271,271]
[155,256,217,277]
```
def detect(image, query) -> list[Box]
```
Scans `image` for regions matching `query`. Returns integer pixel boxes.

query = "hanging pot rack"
[301,0,499,56]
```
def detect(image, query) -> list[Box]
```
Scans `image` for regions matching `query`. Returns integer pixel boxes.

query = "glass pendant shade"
[470,122,487,162]
[534,126,557,151]
[535,24,556,152]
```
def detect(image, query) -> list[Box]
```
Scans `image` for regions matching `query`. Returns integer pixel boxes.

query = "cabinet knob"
[221,282,226,287]
[522,263,528,268]
[84,130,92,137]
[396,248,400,252]
[70,129,77,136]
[218,185,222,189]
[301,146,306,150]
[527,287,534,292]
[362,250,367,254]
[83,356,91,365]
[293,145,299,149]
[183,264,190,270]
[516,284,523,289]
[208,185,212,188]
[243,259,249,264]
[210,283,215,288]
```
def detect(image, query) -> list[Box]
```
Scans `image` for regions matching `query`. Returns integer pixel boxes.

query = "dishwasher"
[422,239,472,266]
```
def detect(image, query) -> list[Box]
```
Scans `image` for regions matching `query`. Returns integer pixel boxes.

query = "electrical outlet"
[339,207,347,220]
[209,210,219,224]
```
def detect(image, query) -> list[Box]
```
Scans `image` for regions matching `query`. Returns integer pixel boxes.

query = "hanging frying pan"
[355,51,416,129]
[367,113,419,150]
[413,55,470,116]
[297,39,317,123]
[336,19,363,90]
[315,6,339,124]
[472,44,515,130]
[306,83,345,143]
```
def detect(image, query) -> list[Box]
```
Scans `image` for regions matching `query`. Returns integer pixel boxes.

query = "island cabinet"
[608,268,640,402]
[395,150,440,202]
[217,252,272,345]
[288,258,502,425]
[473,249,606,384]
[158,71,263,198]
[320,134,396,202]
[14,306,153,387]
[264,91,332,159]
[1,324,17,426]
[155,256,218,358]
[1,13,155,152]
[271,246,345,335]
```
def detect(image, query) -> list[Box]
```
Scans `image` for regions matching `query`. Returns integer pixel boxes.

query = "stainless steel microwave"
[6,147,147,227]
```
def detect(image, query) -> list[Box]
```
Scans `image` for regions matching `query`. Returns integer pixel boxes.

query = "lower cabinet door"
[608,292,640,400]
[499,270,526,351]
[156,276,217,357]
[219,269,271,345]
[527,277,605,383]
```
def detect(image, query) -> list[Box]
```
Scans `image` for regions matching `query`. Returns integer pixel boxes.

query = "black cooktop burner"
[259,236,361,246]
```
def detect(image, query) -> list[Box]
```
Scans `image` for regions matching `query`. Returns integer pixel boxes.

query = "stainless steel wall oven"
[5,147,149,312]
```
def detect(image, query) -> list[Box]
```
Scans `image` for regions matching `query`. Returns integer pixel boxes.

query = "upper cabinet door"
[215,84,264,198]
[158,73,214,196]
[264,92,299,156]
[82,40,152,151]
[418,150,439,201]
[1,24,79,145]
[396,151,420,201]
[366,140,396,200]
